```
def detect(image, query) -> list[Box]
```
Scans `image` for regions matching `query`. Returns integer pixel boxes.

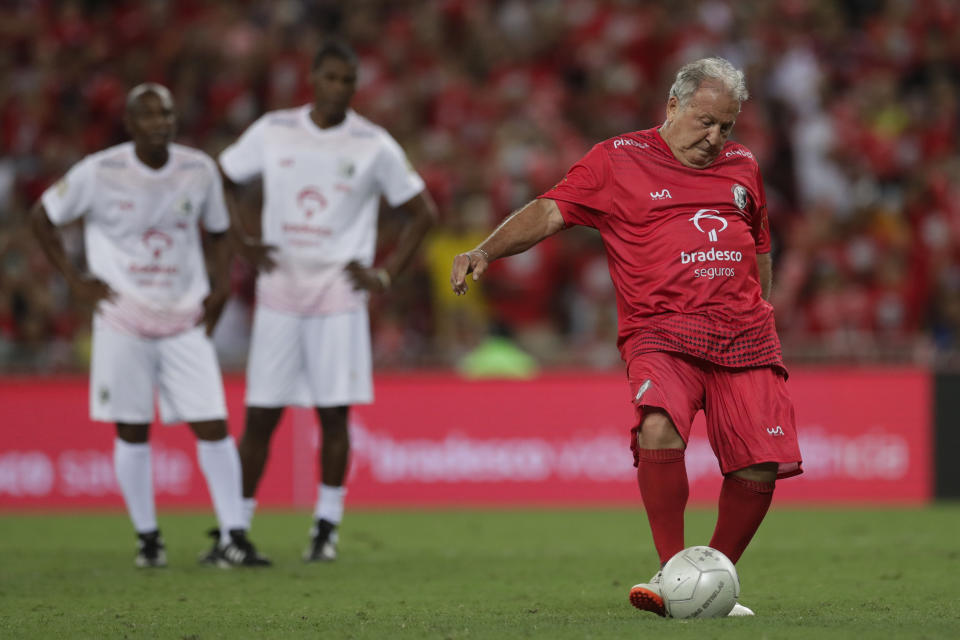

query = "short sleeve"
[201,160,230,233]
[41,158,96,225]
[752,164,771,253]
[537,142,611,228]
[374,133,425,207]
[219,116,268,184]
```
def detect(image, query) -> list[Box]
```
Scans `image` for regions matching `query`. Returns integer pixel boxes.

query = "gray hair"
[126,82,173,111]
[668,57,748,108]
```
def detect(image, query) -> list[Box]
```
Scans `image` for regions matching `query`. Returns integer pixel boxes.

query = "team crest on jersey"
[176,197,194,216]
[732,184,748,211]
[338,159,355,179]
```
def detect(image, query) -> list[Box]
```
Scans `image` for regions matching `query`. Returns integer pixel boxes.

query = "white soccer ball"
[660,546,740,619]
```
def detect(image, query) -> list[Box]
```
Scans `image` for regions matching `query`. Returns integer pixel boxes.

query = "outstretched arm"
[450,198,565,295]
[29,201,113,305]
[345,189,438,292]
[757,252,772,301]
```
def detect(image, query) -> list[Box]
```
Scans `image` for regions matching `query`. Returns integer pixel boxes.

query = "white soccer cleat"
[728,602,755,616]
[629,570,666,617]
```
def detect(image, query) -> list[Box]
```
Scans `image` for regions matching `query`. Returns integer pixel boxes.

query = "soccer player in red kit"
[451,58,802,617]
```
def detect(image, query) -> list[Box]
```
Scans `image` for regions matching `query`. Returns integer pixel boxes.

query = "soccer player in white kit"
[29,84,269,568]
[219,41,437,561]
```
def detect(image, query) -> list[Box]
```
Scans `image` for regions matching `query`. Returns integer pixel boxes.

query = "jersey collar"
[125,142,176,179]
[300,105,353,139]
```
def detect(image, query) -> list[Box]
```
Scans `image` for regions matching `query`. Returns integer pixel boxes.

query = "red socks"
[709,475,775,564]
[637,449,776,566]
[636,448,688,565]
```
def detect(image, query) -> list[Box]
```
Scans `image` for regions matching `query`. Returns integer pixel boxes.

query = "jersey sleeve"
[201,158,230,233]
[219,116,268,184]
[374,132,425,207]
[536,142,611,228]
[752,163,771,254]
[41,158,96,225]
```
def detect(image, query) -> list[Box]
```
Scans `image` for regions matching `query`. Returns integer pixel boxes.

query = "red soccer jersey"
[539,127,785,372]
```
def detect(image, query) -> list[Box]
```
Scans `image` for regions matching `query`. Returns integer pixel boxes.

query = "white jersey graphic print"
[41,142,229,337]
[219,106,425,315]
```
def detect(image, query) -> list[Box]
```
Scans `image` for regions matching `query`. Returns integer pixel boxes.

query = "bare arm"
[757,252,772,301]
[29,201,113,305]
[218,165,276,271]
[346,189,439,292]
[450,198,565,295]
[200,231,231,335]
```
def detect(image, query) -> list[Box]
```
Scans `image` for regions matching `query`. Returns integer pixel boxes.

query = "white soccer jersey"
[41,142,230,337]
[219,106,425,315]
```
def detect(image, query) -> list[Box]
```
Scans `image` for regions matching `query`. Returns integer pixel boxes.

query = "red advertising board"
[0,368,932,508]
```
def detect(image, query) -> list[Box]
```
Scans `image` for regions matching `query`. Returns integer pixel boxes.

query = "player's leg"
[629,353,705,565]
[240,306,308,529]
[91,316,165,567]
[238,406,284,524]
[156,326,268,567]
[704,365,800,565]
[704,366,801,616]
[634,410,688,564]
[708,462,777,565]
[188,419,243,540]
[189,418,270,567]
[301,309,372,562]
[304,405,349,561]
[626,352,706,615]
[115,422,166,568]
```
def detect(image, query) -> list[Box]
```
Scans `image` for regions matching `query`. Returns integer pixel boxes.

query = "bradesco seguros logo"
[689,209,727,242]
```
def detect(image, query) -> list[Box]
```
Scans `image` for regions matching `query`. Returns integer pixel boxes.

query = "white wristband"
[375,268,391,289]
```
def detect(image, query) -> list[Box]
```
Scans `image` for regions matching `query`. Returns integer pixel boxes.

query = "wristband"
[476,247,491,262]
[375,268,391,289]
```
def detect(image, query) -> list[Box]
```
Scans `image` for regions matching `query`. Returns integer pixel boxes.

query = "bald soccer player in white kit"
[220,40,437,561]
[30,83,270,568]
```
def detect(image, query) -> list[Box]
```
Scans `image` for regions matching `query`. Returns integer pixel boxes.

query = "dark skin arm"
[346,189,439,292]
[450,198,565,295]
[757,252,772,301]
[29,201,114,306]
[200,231,231,336]
[218,166,277,272]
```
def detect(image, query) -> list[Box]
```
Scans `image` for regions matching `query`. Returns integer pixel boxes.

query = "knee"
[189,420,228,441]
[116,423,150,443]
[244,407,283,442]
[731,462,778,483]
[636,411,684,450]
[317,407,349,440]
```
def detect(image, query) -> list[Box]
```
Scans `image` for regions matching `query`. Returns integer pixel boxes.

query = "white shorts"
[90,316,228,424]
[245,306,373,408]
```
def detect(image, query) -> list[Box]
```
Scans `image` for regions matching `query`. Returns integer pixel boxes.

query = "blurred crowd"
[2,0,960,373]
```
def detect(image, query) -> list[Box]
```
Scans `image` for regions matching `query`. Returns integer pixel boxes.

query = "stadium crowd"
[1,0,959,372]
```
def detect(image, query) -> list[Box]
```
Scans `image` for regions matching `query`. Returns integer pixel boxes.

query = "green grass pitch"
[1,506,958,639]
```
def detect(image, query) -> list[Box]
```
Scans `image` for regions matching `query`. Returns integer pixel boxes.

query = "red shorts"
[627,351,802,479]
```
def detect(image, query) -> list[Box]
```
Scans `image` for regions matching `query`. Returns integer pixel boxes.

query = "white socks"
[314,484,346,524]
[113,439,157,534]
[197,436,245,544]
[243,498,257,530]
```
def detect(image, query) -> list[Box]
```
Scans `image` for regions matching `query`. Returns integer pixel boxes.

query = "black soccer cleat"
[198,527,222,566]
[135,530,167,568]
[199,528,272,568]
[303,518,338,562]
